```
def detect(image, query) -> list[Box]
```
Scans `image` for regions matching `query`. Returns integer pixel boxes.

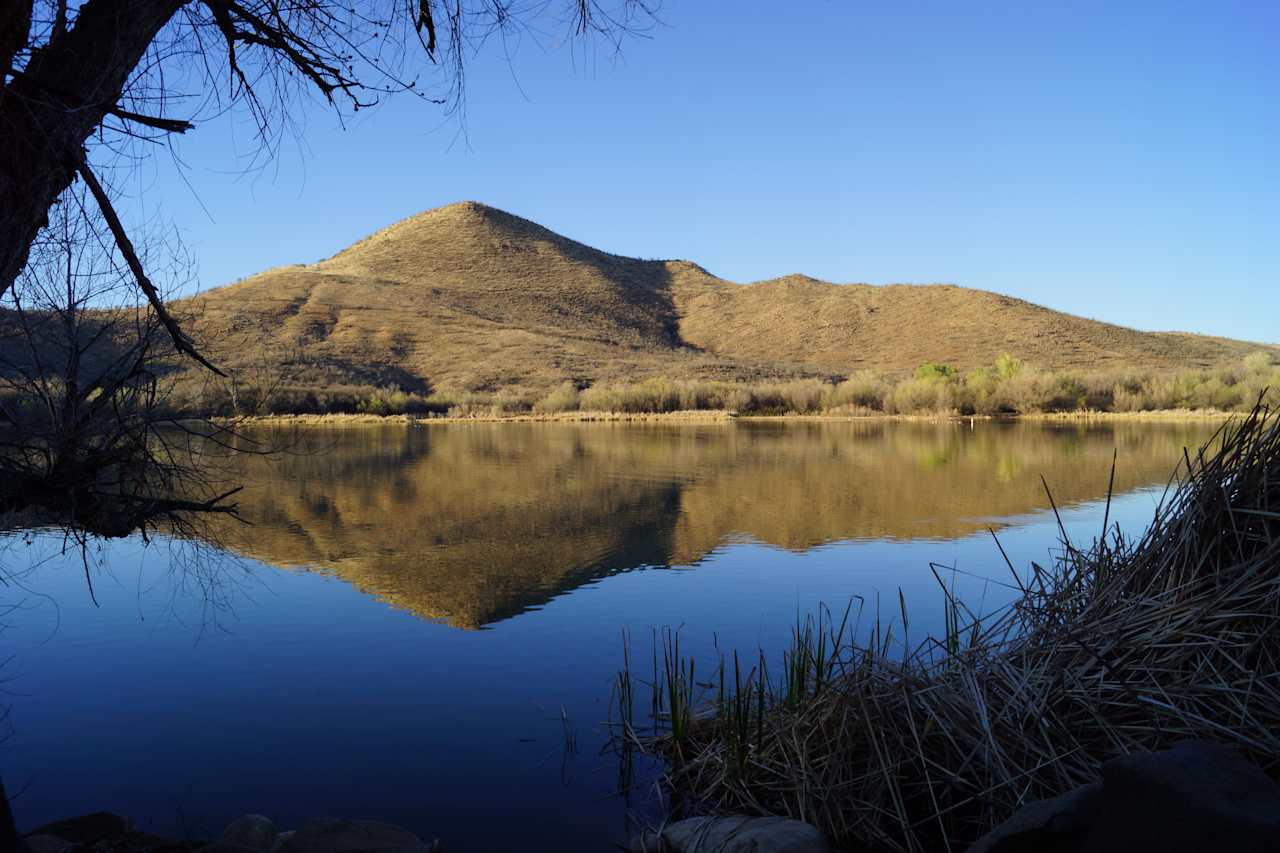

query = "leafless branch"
[74,156,225,376]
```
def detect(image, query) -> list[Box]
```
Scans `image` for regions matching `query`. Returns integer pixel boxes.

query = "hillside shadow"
[548,232,684,350]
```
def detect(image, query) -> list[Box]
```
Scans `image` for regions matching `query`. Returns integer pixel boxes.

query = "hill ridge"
[182,202,1268,395]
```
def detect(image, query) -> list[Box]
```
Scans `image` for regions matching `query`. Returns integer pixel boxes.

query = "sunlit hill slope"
[181,201,1261,394]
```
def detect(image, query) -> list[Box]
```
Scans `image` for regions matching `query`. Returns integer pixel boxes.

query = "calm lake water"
[1,419,1220,851]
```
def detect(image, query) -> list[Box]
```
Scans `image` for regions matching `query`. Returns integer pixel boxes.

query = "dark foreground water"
[1,419,1220,851]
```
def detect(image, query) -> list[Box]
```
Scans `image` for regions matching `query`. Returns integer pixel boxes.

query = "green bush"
[994,352,1024,381]
[914,362,957,381]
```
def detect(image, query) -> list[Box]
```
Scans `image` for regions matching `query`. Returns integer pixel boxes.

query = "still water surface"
[2,419,1220,851]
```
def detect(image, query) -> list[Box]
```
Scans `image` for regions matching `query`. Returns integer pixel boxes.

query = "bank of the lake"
[175,351,1280,425]
[209,407,1240,429]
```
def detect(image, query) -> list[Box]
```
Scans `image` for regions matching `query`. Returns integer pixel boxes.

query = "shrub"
[533,381,581,413]
[352,387,435,416]
[960,368,1000,415]
[1112,383,1150,412]
[992,369,1058,413]
[724,386,754,413]
[994,352,1024,381]
[914,362,957,382]
[1190,377,1241,411]
[887,377,956,414]
[677,380,721,411]
[827,371,888,411]
[1243,350,1274,374]
[490,388,533,415]
[356,396,390,416]
[777,379,826,414]
[581,379,682,413]
[443,392,499,418]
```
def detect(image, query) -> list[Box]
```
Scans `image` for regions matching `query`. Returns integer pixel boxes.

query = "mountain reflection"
[197,420,1218,628]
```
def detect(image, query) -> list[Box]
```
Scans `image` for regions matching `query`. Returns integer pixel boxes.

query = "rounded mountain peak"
[315,200,572,275]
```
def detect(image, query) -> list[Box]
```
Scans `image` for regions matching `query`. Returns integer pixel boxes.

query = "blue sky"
[125,0,1277,342]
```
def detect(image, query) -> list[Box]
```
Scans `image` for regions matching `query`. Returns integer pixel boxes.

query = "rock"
[200,845,262,853]
[221,815,278,852]
[965,783,1101,853]
[280,819,428,853]
[966,741,1280,853]
[633,816,830,853]
[22,835,74,853]
[27,812,132,843]
[1082,740,1280,853]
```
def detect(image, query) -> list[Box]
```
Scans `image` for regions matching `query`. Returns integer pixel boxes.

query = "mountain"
[180,201,1263,394]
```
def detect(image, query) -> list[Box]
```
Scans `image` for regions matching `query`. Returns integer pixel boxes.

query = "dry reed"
[617,402,1280,851]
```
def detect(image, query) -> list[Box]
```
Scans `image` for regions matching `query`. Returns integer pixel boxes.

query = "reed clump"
[617,403,1280,851]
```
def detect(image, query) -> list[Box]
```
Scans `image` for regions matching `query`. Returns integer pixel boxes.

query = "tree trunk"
[0,775,20,852]
[0,0,185,296]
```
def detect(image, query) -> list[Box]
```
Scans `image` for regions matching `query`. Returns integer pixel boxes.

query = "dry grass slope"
[178,201,1268,397]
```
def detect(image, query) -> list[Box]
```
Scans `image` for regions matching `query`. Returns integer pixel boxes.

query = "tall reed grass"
[615,401,1280,851]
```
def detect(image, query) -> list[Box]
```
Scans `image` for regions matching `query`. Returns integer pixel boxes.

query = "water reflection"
[202,419,1218,628]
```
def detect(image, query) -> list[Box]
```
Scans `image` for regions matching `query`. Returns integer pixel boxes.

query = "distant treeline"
[175,351,1279,419]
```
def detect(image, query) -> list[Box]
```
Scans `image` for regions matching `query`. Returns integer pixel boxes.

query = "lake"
[0,418,1221,851]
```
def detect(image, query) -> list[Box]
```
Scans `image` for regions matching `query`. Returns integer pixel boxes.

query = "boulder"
[966,741,1280,853]
[633,816,829,853]
[965,783,1101,853]
[1082,740,1280,852]
[22,836,74,853]
[279,819,429,853]
[220,815,278,852]
[27,812,131,843]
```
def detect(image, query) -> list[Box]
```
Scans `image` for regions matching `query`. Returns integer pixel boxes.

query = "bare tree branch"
[108,106,195,134]
[75,157,225,376]
[417,0,439,57]
[0,0,33,79]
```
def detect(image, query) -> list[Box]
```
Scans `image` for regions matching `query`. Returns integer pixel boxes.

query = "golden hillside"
[181,201,1261,394]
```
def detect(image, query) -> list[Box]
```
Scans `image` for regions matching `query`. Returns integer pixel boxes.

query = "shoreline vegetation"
[614,405,1280,851]
[182,352,1279,423]
[211,407,1241,428]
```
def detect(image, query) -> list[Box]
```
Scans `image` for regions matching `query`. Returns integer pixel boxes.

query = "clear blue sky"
[125,0,1277,342]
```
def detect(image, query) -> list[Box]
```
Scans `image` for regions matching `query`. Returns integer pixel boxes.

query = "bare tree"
[0,182,239,538]
[0,0,659,367]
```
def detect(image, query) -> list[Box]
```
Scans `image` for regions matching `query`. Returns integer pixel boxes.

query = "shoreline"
[206,407,1241,427]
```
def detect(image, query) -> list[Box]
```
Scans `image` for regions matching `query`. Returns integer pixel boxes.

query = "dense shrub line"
[540,351,1279,417]
[172,351,1279,418]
